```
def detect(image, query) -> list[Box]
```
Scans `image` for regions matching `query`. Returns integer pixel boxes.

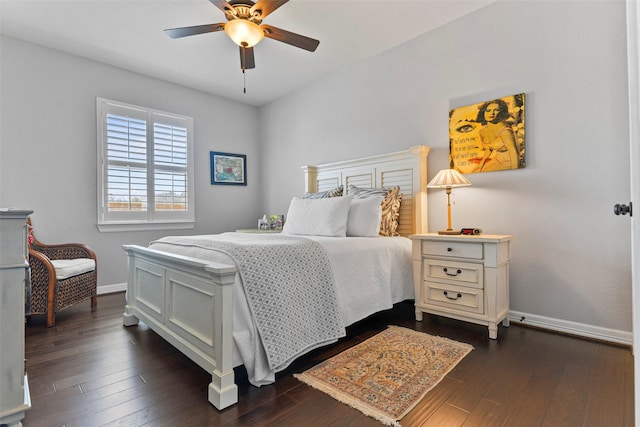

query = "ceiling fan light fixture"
[224,19,264,47]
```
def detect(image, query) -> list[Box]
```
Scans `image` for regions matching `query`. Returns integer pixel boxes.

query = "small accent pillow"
[302,185,343,199]
[347,196,384,237]
[282,195,353,237]
[348,185,403,236]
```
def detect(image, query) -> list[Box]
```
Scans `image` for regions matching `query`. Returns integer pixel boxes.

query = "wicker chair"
[27,218,97,327]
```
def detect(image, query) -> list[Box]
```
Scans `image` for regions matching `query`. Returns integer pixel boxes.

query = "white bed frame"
[122,146,430,410]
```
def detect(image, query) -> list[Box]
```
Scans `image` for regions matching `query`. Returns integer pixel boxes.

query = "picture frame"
[269,214,284,230]
[449,93,525,174]
[210,151,247,185]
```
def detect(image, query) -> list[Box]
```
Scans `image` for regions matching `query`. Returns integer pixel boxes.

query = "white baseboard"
[97,283,127,295]
[92,286,632,346]
[509,310,632,346]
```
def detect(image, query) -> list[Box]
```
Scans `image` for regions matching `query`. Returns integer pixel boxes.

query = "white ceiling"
[0,0,496,106]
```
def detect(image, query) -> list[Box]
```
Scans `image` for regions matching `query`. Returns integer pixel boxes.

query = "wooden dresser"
[0,209,32,426]
[410,233,514,339]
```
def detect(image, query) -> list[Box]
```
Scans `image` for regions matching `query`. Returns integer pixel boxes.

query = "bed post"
[301,165,318,193]
[123,249,140,326]
[207,264,238,410]
[410,145,430,234]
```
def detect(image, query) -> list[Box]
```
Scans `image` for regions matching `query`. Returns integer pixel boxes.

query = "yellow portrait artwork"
[449,93,525,174]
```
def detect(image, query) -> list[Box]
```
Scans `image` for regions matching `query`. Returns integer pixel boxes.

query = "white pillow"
[347,196,384,237]
[282,196,353,237]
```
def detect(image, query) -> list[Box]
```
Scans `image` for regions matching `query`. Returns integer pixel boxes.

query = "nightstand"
[410,233,514,339]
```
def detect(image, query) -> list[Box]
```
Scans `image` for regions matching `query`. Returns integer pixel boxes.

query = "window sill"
[97,221,195,233]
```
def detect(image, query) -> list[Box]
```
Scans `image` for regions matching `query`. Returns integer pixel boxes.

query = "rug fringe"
[294,373,401,427]
[388,325,474,351]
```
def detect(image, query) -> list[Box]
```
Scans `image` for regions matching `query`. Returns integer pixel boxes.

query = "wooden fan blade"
[250,0,289,20]
[240,46,256,70]
[164,23,225,39]
[261,24,319,52]
[209,0,234,15]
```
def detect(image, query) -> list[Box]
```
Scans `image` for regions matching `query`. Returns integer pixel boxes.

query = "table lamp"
[427,168,472,235]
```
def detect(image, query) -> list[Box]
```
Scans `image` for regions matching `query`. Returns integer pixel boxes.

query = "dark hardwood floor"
[23,293,633,427]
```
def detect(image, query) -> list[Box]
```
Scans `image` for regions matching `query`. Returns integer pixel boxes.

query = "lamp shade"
[427,168,472,189]
[225,19,264,47]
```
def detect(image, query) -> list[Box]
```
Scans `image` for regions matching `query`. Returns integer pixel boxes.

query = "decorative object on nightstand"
[410,233,514,339]
[258,214,269,230]
[268,214,284,231]
[427,169,471,235]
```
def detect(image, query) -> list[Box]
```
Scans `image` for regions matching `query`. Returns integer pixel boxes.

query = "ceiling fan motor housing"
[225,1,264,24]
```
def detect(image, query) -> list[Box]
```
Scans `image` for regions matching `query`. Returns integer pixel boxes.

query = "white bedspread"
[148,233,414,386]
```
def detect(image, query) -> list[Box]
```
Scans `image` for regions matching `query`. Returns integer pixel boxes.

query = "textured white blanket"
[150,233,346,372]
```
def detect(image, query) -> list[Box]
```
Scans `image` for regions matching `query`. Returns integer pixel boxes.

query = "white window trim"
[96,97,195,232]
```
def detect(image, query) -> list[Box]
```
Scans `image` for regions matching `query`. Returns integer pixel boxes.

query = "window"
[97,98,194,231]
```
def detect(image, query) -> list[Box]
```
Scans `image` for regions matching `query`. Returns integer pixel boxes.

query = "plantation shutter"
[106,112,148,215]
[97,98,194,230]
[153,117,188,213]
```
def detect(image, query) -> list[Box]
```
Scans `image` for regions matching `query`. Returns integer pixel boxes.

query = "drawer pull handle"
[443,291,463,301]
[443,267,462,277]
[447,247,453,252]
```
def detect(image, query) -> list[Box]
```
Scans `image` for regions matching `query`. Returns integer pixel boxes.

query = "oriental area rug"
[294,326,473,427]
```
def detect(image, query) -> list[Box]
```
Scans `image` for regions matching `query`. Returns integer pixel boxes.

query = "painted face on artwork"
[449,106,484,174]
[483,103,501,124]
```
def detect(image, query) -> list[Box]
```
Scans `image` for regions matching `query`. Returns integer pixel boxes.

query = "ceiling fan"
[164,0,319,73]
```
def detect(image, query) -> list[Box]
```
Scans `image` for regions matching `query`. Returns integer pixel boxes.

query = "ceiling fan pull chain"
[241,43,247,94]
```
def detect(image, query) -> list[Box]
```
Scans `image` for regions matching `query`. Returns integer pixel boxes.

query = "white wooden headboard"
[301,146,430,236]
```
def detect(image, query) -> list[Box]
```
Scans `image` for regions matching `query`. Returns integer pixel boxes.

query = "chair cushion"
[50,258,96,280]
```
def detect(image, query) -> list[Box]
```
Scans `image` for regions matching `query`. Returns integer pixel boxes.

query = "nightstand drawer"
[423,259,483,289]
[422,241,483,260]
[423,281,484,314]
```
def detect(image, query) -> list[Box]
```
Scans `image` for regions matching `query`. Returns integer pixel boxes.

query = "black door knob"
[613,203,632,216]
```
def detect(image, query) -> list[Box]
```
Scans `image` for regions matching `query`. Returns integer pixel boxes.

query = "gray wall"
[0,36,261,287]
[258,0,632,332]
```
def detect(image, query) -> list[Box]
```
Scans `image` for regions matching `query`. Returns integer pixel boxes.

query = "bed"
[122,146,430,410]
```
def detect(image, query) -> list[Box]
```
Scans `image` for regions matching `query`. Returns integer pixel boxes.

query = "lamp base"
[437,229,462,235]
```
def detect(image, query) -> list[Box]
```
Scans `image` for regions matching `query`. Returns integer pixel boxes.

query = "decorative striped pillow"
[348,185,402,236]
[303,185,343,199]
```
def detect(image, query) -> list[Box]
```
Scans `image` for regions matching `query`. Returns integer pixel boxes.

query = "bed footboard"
[122,245,238,410]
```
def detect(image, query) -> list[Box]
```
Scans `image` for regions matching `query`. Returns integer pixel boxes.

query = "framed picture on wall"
[210,151,247,185]
[449,93,525,174]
